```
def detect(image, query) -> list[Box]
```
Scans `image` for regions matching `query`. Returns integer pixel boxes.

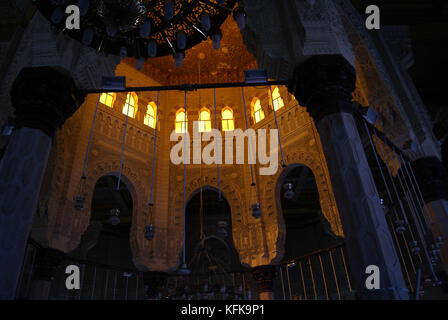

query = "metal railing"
[15,239,146,300]
[274,243,354,300]
[354,110,445,297]
[16,239,260,300]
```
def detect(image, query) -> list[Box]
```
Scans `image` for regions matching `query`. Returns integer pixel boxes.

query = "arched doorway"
[274,164,347,300]
[72,175,135,269]
[278,164,342,261]
[47,175,143,300]
[166,187,254,299]
[185,187,243,274]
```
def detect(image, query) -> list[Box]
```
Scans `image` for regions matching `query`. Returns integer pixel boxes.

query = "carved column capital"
[11,66,86,137]
[32,247,65,281]
[251,265,277,294]
[411,156,448,203]
[288,54,356,123]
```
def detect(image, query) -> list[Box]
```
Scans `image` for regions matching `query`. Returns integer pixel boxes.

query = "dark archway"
[185,187,243,274]
[273,164,347,300]
[72,175,135,269]
[277,164,342,262]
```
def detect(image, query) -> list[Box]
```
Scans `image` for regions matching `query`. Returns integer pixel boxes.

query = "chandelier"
[35,0,242,64]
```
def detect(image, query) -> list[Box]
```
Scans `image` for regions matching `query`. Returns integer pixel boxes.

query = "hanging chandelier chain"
[36,0,239,59]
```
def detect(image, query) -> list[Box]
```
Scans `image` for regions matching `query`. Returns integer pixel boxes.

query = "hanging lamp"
[75,93,102,211]
[144,91,160,242]
[268,86,287,168]
[283,182,294,200]
[241,87,262,219]
[178,89,191,277]
[109,208,121,225]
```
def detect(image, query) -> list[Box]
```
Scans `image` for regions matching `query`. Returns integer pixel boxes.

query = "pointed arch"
[122,92,138,118]
[144,102,157,128]
[198,107,212,132]
[222,107,234,131]
[251,97,265,123]
[175,108,188,133]
[99,92,116,108]
[269,87,284,111]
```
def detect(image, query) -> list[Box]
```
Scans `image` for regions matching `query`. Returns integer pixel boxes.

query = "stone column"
[143,271,168,300]
[252,265,277,300]
[29,247,65,300]
[0,66,85,300]
[288,55,408,299]
[411,157,448,275]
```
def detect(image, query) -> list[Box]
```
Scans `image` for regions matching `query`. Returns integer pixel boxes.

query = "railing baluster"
[125,274,129,300]
[299,260,307,300]
[79,264,86,300]
[318,254,329,300]
[329,250,341,300]
[340,247,352,293]
[308,257,317,300]
[91,266,97,299]
[286,263,293,300]
[104,270,109,300]
[279,265,286,300]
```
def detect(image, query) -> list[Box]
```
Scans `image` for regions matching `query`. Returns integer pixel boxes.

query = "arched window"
[144,102,157,128]
[122,92,138,118]
[175,108,188,133]
[198,108,211,132]
[222,107,234,131]
[253,98,265,123]
[99,92,116,108]
[271,87,284,111]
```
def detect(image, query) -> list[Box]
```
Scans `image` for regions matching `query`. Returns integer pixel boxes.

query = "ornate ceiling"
[123,16,257,85]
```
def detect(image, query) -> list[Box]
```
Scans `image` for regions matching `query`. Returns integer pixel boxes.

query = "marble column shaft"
[289,55,408,299]
[0,66,84,299]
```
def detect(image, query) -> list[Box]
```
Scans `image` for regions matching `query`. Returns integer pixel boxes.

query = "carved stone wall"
[336,0,439,156]
[165,85,342,269]
[30,58,341,272]
[0,11,121,130]
[8,1,437,279]
[241,0,355,80]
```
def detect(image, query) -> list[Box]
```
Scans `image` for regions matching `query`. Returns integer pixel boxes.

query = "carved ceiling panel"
[123,16,257,85]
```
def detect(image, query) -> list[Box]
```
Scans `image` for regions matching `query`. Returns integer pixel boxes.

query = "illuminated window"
[144,102,157,128]
[222,107,234,131]
[99,92,116,108]
[271,87,284,111]
[198,108,212,132]
[175,109,188,133]
[253,98,265,123]
[122,92,137,118]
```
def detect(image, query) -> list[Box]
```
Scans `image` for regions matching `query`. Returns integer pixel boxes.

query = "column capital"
[32,247,65,281]
[251,265,277,293]
[411,156,448,203]
[11,66,86,137]
[288,55,357,123]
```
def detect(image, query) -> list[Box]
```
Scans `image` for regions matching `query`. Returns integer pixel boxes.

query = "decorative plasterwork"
[125,16,258,85]
[240,0,355,80]
[335,0,439,157]
[0,11,121,128]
